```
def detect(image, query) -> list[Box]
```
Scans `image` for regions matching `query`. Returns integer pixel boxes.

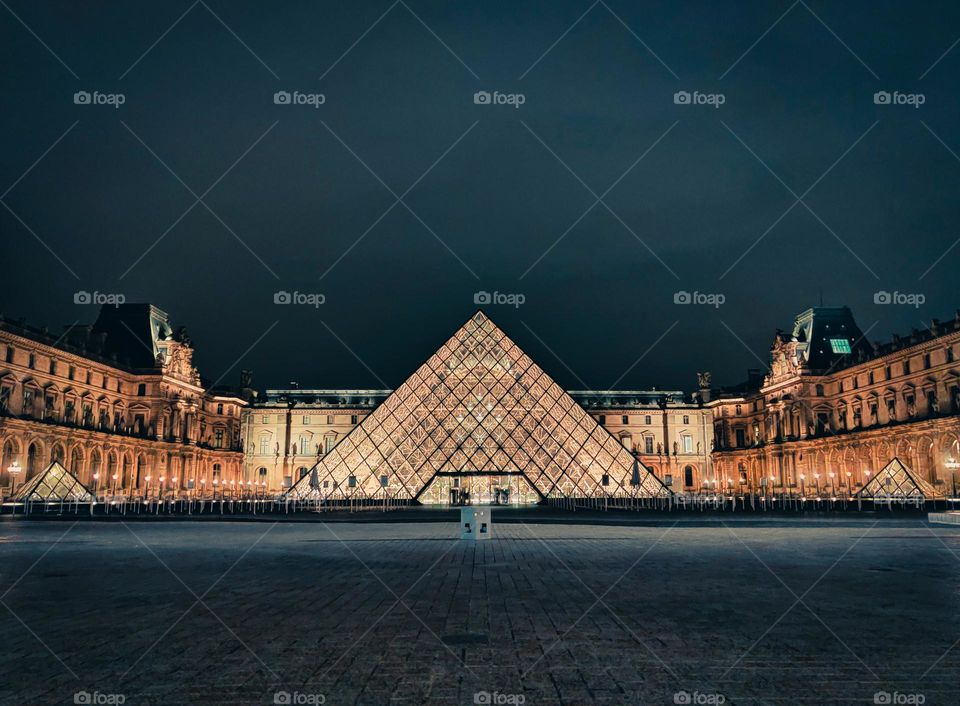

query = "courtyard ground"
[0,513,958,705]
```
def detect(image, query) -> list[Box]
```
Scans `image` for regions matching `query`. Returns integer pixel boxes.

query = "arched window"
[684,465,694,487]
[26,443,40,477]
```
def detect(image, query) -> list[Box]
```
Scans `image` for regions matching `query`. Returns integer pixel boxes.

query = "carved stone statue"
[656,442,663,456]
[906,398,916,417]
[240,370,253,388]
[672,441,678,456]
[697,372,712,389]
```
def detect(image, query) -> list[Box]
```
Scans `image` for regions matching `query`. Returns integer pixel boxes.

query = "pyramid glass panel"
[13,461,95,502]
[854,458,944,499]
[287,312,670,502]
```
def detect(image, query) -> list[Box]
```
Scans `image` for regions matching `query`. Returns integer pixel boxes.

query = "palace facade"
[4,302,959,502]
[709,306,960,496]
[0,305,248,497]
[241,388,713,494]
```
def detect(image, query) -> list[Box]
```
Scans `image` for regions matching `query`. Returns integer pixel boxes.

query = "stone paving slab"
[0,520,958,705]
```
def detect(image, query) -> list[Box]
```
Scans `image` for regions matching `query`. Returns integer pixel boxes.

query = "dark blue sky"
[2,1,959,392]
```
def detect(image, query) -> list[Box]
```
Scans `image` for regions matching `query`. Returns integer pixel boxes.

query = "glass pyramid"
[854,457,943,499]
[287,311,670,501]
[13,460,95,502]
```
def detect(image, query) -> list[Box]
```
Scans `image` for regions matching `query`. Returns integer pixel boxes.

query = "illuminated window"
[829,338,851,354]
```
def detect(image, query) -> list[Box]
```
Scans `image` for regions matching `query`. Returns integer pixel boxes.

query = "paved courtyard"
[1,515,959,705]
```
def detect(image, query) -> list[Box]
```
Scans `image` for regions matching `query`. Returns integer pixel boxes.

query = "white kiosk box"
[460,506,491,540]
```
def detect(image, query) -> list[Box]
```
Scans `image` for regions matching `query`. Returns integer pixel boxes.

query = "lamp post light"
[200,477,207,499]
[7,460,23,498]
[845,471,852,495]
[93,472,100,499]
[171,476,178,500]
[145,475,152,500]
[799,473,806,497]
[213,478,219,500]
[111,473,119,496]
[813,472,821,498]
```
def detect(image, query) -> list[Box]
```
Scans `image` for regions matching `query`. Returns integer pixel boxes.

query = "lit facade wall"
[243,389,713,493]
[710,312,960,495]
[0,313,246,496]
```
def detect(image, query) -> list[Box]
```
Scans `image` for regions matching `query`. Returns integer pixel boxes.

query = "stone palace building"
[2,302,958,501]
[0,305,247,497]
[710,306,960,496]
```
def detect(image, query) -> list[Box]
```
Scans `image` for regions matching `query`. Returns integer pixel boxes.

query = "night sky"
[2,1,959,393]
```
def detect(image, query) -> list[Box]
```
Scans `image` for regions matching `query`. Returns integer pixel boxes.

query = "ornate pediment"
[157,340,201,386]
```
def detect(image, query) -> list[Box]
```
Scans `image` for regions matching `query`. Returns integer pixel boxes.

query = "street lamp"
[7,460,22,498]
[171,476,178,500]
[799,473,806,497]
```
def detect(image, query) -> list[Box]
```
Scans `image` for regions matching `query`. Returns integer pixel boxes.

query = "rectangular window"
[68,366,75,380]
[214,429,224,448]
[829,338,852,354]
[348,475,357,488]
[350,415,358,424]
[28,353,35,369]
[598,415,606,425]
[682,415,689,425]
[644,415,651,425]
[904,360,911,375]
[303,415,310,425]
[644,437,654,454]
[299,436,310,455]
[735,428,746,448]
[621,415,628,424]
[380,475,389,488]
[326,415,333,424]
[683,436,693,453]
[4,347,12,363]
[137,383,146,396]
[50,360,57,375]
[262,415,269,423]
[924,353,931,369]
[216,403,223,415]
[259,437,271,455]
[601,474,609,486]
[325,437,335,453]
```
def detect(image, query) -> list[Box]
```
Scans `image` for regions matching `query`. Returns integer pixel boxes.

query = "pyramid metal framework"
[13,460,95,502]
[854,457,944,499]
[287,311,671,501]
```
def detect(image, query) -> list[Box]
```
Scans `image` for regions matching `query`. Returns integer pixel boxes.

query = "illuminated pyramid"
[287,311,670,501]
[13,460,95,502]
[854,457,943,499]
